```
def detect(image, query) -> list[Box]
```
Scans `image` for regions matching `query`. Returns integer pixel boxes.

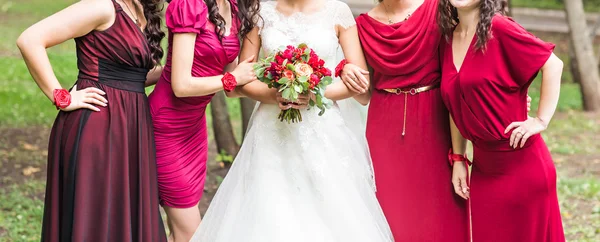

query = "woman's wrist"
[221,72,237,91]
[52,88,71,110]
[535,116,549,128]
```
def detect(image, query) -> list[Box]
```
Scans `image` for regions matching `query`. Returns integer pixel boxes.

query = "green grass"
[513,0,600,12]
[557,176,600,240]
[0,180,45,242]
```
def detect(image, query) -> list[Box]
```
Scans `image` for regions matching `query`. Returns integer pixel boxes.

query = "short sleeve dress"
[440,15,565,241]
[148,0,240,208]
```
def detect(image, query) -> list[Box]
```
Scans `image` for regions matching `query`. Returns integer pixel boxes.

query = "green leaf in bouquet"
[291,90,299,100]
[321,76,333,85]
[303,47,311,56]
[293,84,302,93]
[315,94,323,106]
[318,105,326,116]
[278,77,290,85]
[286,63,295,71]
[282,88,293,100]
[309,99,315,107]
[298,75,308,83]
[298,43,308,49]
[301,81,309,91]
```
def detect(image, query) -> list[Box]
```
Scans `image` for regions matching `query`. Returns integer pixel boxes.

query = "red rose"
[308,74,320,89]
[221,72,237,92]
[53,89,71,110]
[335,59,347,78]
[282,49,293,60]
[275,55,284,64]
[320,67,332,77]
[318,59,325,68]
[283,69,295,80]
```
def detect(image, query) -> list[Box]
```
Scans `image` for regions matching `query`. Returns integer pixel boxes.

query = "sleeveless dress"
[355,0,469,241]
[148,0,240,208]
[190,1,393,241]
[41,1,167,241]
[440,15,565,242]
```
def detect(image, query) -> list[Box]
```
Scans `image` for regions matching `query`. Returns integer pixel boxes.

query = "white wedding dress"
[190,1,393,241]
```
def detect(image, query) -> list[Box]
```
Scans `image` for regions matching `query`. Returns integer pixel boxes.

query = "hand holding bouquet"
[253,44,333,123]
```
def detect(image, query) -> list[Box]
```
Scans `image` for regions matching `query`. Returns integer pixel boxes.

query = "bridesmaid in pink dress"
[148,0,259,241]
[438,0,565,241]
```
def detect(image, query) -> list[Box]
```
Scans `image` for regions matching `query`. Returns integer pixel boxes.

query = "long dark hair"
[166,0,260,40]
[438,0,508,50]
[140,0,166,66]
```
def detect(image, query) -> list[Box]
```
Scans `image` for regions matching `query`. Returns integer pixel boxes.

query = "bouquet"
[253,44,333,123]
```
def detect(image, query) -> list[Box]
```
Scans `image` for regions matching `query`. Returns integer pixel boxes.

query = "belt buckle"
[409,88,417,95]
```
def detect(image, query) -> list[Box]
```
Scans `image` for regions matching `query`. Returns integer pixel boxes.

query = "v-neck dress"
[440,15,565,242]
[41,0,167,241]
[356,0,469,240]
[148,0,240,208]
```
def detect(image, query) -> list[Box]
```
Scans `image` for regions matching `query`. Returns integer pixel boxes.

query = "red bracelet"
[53,88,71,110]
[334,59,347,78]
[448,148,471,166]
[221,72,237,92]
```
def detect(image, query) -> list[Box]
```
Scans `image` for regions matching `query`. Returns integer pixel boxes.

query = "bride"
[190,0,393,241]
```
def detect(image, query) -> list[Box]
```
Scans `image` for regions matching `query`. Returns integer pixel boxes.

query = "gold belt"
[382,83,440,136]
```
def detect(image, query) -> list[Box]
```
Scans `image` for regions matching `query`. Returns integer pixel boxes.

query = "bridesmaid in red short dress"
[17,0,167,241]
[351,0,469,240]
[148,0,258,241]
[438,0,565,241]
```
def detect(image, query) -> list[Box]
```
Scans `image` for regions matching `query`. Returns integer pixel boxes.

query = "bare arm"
[536,53,563,125]
[231,27,279,104]
[170,33,256,97]
[338,25,371,105]
[449,115,469,199]
[506,53,563,148]
[16,0,114,103]
[145,65,163,87]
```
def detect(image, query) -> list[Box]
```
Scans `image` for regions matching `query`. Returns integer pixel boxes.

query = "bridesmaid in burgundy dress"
[148,0,258,241]
[17,0,167,241]
[438,0,565,241]
[348,0,469,240]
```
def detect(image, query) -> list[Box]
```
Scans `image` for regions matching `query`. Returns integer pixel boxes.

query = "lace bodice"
[258,0,355,72]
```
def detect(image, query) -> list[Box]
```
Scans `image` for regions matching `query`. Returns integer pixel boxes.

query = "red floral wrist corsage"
[53,88,71,110]
[448,148,472,166]
[221,72,237,92]
[334,59,348,78]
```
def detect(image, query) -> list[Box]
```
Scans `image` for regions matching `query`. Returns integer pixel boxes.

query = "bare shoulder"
[79,0,117,30]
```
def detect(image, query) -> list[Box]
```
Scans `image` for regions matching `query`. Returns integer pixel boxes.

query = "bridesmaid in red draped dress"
[347,0,469,240]
[438,0,565,241]
[148,0,258,241]
[17,0,167,241]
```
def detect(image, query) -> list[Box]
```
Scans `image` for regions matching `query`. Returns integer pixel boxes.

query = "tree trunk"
[565,0,600,111]
[569,14,600,84]
[211,91,240,157]
[240,97,256,139]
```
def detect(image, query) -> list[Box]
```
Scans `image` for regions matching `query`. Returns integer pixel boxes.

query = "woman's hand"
[452,161,469,200]
[526,95,532,112]
[231,55,257,86]
[340,63,369,94]
[505,116,548,149]
[62,86,107,112]
[276,92,310,110]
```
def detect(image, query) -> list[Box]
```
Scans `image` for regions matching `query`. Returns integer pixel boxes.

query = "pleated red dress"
[440,15,565,241]
[356,0,469,241]
[41,1,167,241]
[148,0,240,208]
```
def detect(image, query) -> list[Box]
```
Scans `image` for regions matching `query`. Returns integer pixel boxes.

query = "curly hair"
[166,0,260,40]
[140,0,166,66]
[437,0,508,50]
